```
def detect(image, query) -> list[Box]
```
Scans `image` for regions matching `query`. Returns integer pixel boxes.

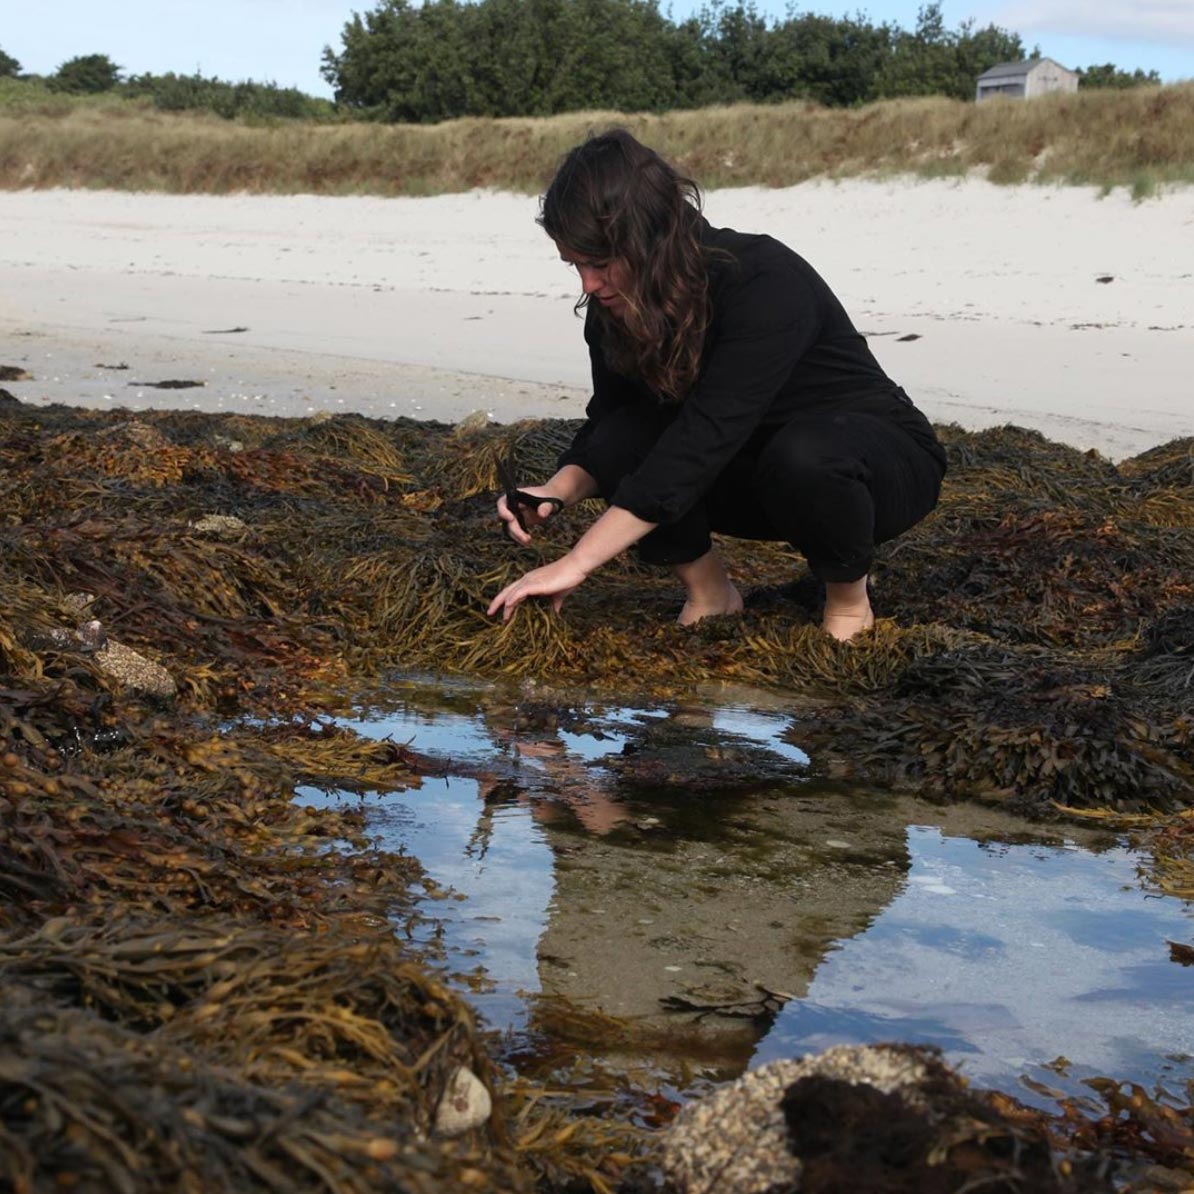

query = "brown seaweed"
[1,400,1192,1191]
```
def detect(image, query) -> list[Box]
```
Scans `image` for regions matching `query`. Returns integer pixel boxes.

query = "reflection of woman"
[473,734,630,839]
[489,130,947,640]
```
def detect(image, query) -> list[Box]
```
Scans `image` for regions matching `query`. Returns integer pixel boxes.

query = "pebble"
[432,1066,492,1138]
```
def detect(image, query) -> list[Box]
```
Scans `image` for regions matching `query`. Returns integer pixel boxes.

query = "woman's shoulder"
[702,219,816,273]
[704,222,813,287]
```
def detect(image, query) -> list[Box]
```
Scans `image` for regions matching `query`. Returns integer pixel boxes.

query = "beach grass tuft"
[1,82,1192,197]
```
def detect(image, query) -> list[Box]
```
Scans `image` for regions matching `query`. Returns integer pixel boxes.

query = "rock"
[432,1066,492,1138]
[188,513,249,540]
[75,620,108,650]
[662,1045,917,1193]
[452,410,492,437]
[211,435,245,453]
[94,639,177,699]
[62,592,97,615]
[39,621,106,655]
[661,1043,1105,1193]
[32,604,172,696]
[0,388,21,406]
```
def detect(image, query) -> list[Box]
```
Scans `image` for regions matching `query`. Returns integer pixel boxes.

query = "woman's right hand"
[497,485,564,546]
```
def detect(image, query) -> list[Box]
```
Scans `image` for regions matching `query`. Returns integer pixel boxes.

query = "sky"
[4,0,1192,98]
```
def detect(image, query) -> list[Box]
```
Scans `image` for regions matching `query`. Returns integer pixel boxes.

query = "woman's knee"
[753,420,868,506]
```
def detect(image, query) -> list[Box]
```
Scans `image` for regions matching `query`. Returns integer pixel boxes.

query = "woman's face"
[556,241,631,318]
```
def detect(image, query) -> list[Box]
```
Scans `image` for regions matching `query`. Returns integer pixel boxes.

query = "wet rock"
[40,620,106,655]
[432,1065,492,1137]
[34,604,173,696]
[600,712,806,794]
[94,639,177,699]
[188,513,249,540]
[661,1043,1105,1193]
[62,592,97,615]
[0,365,32,381]
[0,387,21,405]
[75,620,108,650]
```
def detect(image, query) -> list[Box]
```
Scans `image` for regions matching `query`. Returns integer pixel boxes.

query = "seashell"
[432,1066,492,1138]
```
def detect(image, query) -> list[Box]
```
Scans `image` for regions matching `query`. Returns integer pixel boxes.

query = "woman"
[488,130,946,641]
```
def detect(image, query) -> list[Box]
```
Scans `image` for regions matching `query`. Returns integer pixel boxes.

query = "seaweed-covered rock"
[661,1043,1107,1193]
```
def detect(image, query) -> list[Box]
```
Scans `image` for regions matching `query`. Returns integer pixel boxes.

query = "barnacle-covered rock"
[187,513,250,540]
[94,637,177,698]
[661,1043,1108,1193]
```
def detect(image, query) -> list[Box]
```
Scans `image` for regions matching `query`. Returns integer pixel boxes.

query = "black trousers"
[582,392,946,583]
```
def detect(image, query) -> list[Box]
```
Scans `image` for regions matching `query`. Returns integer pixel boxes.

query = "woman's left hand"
[488,557,588,621]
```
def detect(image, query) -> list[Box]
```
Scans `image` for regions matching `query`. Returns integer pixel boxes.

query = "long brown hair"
[538,129,712,403]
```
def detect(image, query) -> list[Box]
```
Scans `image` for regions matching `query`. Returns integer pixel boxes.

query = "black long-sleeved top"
[558,221,903,526]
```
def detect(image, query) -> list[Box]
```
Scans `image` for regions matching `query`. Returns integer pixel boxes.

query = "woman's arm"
[542,463,600,506]
[497,463,600,546]
[487,504,656,620]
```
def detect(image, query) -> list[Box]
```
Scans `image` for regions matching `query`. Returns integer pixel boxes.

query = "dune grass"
[0,81,1192,197]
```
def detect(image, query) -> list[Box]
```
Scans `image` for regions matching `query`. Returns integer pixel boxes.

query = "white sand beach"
[1,179,1191,459]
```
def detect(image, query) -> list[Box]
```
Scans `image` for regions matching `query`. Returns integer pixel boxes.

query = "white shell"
[432,1066,492,1138]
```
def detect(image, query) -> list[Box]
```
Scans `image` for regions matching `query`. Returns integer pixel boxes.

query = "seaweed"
[1,401,1191,1191]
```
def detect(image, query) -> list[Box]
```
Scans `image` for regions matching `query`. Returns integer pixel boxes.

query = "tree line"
[0,51,334,120]
[320,0,1027,119]
[319,0,1163,122]
[0,3,1166,127]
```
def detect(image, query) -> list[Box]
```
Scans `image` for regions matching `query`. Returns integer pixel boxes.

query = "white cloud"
[990,0,1194,46]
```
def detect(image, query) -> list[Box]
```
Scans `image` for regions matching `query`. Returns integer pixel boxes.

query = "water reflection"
[295,682,1194,1107]
[753,827,1194,1106]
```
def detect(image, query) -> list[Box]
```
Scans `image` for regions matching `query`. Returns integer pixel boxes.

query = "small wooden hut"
[976,58,1079,101]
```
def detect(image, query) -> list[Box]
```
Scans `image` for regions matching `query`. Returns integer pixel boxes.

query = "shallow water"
[295,679,1194,1112]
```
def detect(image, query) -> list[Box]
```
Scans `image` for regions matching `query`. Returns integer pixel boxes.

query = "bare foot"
[822,604,875,641]
[678,582,744,626]
[673,550,744,626]
[822,575,874,641]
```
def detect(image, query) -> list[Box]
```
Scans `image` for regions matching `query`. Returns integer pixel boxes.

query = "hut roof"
[977,57,1070,80]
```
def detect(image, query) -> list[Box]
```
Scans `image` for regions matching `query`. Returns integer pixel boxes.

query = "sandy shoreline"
[1,179,1191,459]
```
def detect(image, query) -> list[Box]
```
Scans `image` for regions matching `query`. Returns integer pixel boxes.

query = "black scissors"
[497,450,564,539]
